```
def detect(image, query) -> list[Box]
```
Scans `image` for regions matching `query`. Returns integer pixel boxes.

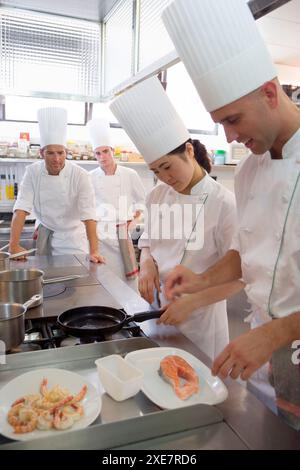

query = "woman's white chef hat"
[162,0,277,112]
[86,118,113,150]
[110,76,190,165]
[37,107,68,148]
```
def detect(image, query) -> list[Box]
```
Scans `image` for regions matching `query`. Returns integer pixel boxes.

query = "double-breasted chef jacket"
[90,165,146,282]
[231,127,300,424]
[139,173,237,360]
[14,160,97,255]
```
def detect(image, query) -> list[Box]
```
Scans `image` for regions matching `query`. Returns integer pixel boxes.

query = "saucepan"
[0,269,87,308]
[57,305,163,338]
[0,249,36,271]
[0,294,42,351]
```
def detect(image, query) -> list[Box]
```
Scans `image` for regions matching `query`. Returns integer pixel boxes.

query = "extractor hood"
[248,0,292,19]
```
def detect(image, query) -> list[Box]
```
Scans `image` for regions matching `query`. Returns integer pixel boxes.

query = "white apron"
[94,173,138,290]
[244,306,277,414]
[143,177,233,360]
[38,172,88,255]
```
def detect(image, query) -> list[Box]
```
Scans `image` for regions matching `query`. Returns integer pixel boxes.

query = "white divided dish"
[95,354,144,402]
[0,368,102,441]
[125,347,228,410]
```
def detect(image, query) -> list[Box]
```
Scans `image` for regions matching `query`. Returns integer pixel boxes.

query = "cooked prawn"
[7,404,24,427]
[36,410,54,430]
[7,378,86,435]
[13,408,38,434]
[40,378,48,397]
[53,409,74,430]
[63,403,84,422]
[159,355,199,400]
[70,385,87,404]
[8,406,38,434]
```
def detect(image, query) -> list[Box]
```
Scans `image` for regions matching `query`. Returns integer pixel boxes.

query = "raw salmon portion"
[159,355,199,400]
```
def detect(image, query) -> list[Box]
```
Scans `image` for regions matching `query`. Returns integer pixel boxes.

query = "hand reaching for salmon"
[159,355,199,400]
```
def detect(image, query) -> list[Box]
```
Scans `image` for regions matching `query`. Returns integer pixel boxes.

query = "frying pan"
[57,305,162,338]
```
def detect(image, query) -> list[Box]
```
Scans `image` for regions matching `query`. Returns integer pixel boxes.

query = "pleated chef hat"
[162,0,277,112]
[110,76,190,165]
[86,118,113,150]
[37,107,68,148]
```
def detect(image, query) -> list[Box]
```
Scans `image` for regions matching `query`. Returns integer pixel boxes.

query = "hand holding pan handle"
[128,310,163,324]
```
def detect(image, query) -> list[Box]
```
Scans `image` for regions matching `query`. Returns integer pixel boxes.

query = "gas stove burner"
[8,343,42,354]
[59,337,79,348]
[24,331,43,342]
[13,316,146,353]
[79,335,112,344]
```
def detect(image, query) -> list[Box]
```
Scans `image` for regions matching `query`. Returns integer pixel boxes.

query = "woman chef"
[10,107,104,263]
[87,118,145,286]
[110,77,237,360]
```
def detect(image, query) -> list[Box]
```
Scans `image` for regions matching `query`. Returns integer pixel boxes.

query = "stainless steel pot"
[0,269,86,308]
[0,252,9,271]
[0,294,42,350]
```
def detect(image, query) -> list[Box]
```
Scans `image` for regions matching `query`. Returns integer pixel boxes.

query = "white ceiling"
[258,0,300,67]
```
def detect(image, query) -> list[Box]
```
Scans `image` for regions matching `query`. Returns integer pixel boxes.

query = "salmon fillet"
[159,355,199,400]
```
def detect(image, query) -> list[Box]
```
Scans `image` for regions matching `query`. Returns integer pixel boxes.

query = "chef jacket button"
[282,195,289,204]
[275,232,282,241]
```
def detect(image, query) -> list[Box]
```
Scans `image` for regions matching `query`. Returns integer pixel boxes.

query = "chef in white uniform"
[162,0,300,428]
[10,107,105,263]
[87,118,145,284]
[110,77,237,360]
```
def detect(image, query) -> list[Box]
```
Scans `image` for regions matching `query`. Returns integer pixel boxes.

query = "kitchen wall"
[0,113,230,152]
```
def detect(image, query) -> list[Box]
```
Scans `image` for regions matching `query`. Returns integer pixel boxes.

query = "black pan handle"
[127,310,163,324]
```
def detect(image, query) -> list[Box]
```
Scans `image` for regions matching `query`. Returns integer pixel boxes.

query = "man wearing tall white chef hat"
[86,118,145,285]
[10,107,105,262]
[162,0,300,428]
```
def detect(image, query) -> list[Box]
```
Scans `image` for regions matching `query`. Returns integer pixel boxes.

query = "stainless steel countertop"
[3,254,300,449]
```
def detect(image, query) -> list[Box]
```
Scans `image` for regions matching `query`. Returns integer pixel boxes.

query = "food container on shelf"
[95,354,143,401]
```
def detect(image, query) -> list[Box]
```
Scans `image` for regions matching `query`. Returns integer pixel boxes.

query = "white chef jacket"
[230,128,300,409]
[139,173,237,360]
[231,127,300,320]
[14,160,97,255]
[90,165,146,282]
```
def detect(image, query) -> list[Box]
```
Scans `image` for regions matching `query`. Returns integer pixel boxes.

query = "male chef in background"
[162,0,300,429]
[9,107,105,263]
[87,118,145,286]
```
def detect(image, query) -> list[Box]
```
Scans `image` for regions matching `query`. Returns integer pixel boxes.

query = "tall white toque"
[37,107,68,148]
[110,76,190,165]
[162,0,277,112]
[86,118,113,150]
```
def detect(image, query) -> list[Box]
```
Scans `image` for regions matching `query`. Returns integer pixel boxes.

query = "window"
[4,96,86,124]
[0,7,101,101]
[138,0,174,71]
[166,63,218,135]
[104,1,133,94]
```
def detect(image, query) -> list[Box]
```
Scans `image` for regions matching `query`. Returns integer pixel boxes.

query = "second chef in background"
[10,107,105,263]
[111,77,237,360]
[87,118,146,286]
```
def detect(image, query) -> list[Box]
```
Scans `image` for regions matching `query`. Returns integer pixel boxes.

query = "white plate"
[0,368,102,441]
[125,347,228,410]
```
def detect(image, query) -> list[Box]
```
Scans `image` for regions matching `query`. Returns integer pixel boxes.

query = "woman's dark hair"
[167,138,211,174]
